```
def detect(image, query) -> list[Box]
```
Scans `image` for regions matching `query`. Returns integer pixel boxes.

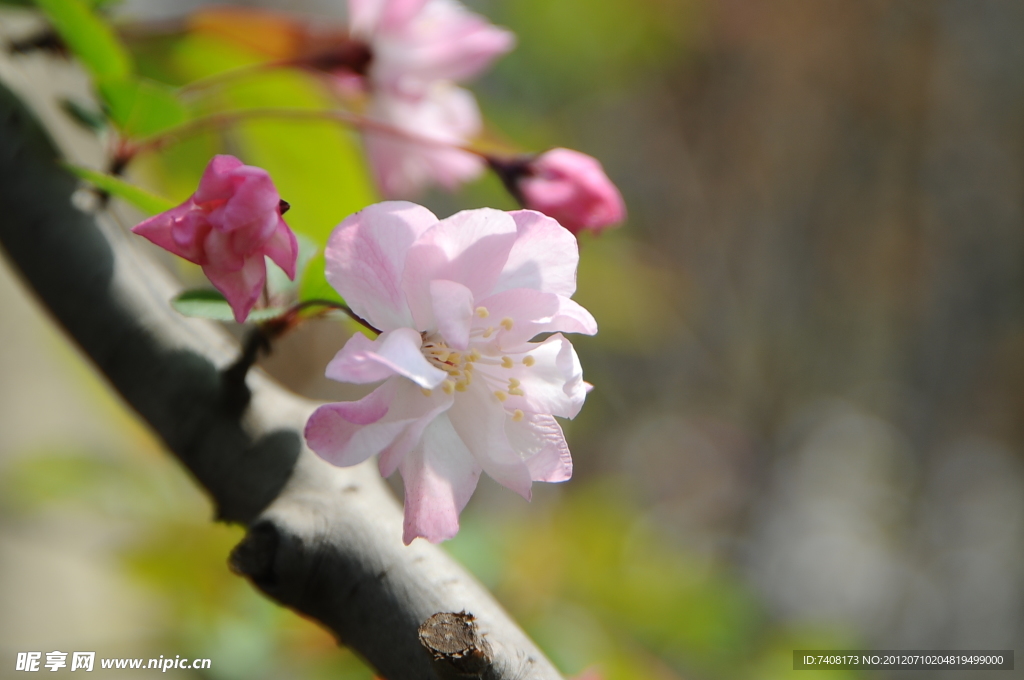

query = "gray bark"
[0,81,562,680]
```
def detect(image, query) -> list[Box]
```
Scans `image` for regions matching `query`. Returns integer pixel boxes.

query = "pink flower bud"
[132,155,298,323]
[514,148,626,235]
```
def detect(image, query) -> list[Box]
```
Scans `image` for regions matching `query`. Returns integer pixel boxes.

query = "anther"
[421,388,433,397]
[483,327,495,338]
[494,390,508,402]
[509,387,524,396]
[512,409,524,422]
[442,380,455,394]
[475,306,490,318]
[469,348,481,362]
[455,381,468,392]
[500,317,514,331]
[501,356,514,369]
[508,378,520,388]
[523,356,536,367]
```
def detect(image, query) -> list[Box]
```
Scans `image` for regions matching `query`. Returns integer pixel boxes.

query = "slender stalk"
[264,298,380,337]
[128,107,482,159]
[177,59,295,96]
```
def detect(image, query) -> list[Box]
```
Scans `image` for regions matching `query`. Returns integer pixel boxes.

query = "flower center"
[421,334,478,394]
[419,311,532,424]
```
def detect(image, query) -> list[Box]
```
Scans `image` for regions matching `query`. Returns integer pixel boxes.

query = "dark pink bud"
[132,155,298,323]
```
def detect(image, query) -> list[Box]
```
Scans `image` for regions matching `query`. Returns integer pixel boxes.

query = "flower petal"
[372,0,515,92]
[475,288,597,349]
[400,413,481,544]
[491,210,580,297]
[403,207,517,328]
[305,379,399,467]
[448,378,533,499]
[132,200,206,263]
[306,377,453,472]
[326,327,447,388]
[377,380,453,477]
[214,165,280,241]
[506,413,572,483]
[325,201,438,331]
[430,279,475,350]
[262,217,298,279]
[203,227,246,272]
[364,87,484,198]
[324,332,395,384]
[193,154,245,203]
[489,333,587,419]
[349,0,429,34]
[202,255,266,323]
[347,0,385,34]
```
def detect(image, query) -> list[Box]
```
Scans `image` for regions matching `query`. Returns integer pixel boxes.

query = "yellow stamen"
[469,348,481,362]
[500,317,514,331]
[475,306,490,318]
[455,381,468,392]
[442,380,455,395]
[501,356,514,369]
[512,409,524,422]
[421,388,433,397]
[482,327,495,338]
[448,352,461,364]
[494,390,508,402]
[523,356,536,367]
[508,378,521,388]
[509,387,524,397]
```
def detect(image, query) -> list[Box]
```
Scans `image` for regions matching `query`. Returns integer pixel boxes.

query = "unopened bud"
[489,148,626,235]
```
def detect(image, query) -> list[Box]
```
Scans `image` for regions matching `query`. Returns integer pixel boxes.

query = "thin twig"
[128,107,483,159]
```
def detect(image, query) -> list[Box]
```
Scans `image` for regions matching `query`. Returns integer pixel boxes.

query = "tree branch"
[0,81,562,680]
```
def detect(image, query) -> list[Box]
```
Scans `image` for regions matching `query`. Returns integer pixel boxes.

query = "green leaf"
[60,98,107,133]
[97,77,188,137]
[34,0,132,80]
[64,163,175,215]
[171,289,286,323]
[297,251,345,306]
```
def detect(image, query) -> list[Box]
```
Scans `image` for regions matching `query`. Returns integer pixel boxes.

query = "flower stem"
[125,107,485,161]
[264,298,380,337]
[177,60,293,97]
[178,42,372,97]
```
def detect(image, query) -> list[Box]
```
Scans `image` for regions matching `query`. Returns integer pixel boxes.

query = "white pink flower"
[346,0,514,197]
[132,155,298,323]
[304,203,596,544]
[349,0,514,98]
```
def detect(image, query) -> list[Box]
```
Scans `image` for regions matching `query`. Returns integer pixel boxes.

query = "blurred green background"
[2,1,1023,679]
